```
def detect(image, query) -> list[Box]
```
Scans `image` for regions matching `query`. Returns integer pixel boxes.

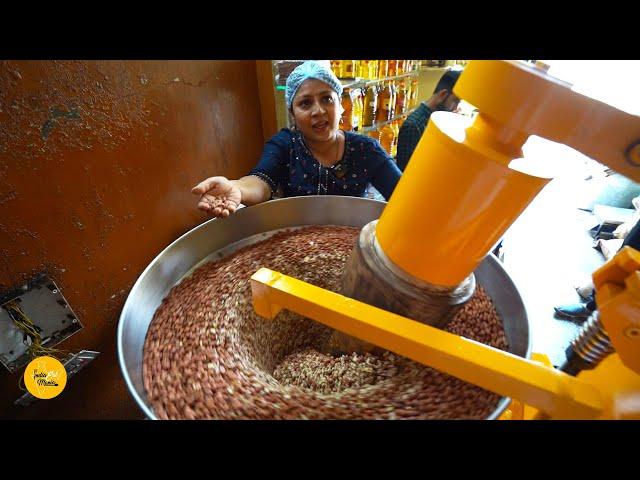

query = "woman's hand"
[191,176,242,218]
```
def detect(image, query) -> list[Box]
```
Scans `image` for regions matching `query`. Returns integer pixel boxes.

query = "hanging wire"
[3,299,68,364]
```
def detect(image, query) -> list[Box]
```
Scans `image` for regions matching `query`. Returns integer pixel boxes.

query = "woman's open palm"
[191,176,242,218]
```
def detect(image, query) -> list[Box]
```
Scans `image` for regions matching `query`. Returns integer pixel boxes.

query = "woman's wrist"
[229,179,244,204]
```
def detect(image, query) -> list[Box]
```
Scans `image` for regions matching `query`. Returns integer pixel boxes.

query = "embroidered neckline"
[296,130,350,169]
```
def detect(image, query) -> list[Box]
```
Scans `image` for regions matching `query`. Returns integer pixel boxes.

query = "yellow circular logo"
[23,356,67,399]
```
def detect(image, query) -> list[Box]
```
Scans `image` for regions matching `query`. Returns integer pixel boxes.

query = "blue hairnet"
[285,60,343,109]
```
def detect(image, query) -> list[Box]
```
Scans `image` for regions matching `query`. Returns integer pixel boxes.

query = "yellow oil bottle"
[375,82,392,123]
[359,60,370,80]
[341,60,356,79]
[378,60,389,79]
[388,81,397,119]
[352,88,363,131]
[388,60,397,77]
[368,60,379,79]
[410,78,419,109]
[395,79,407,115]
[330,60,342,78]
[340,87,353,131]
[379,122,395,155]
[390,120,400,158]
[362,85,378,128]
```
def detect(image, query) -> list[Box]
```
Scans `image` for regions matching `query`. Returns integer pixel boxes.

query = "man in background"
[395,69,462,172]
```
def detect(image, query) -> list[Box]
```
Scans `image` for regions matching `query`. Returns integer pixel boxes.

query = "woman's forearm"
[232,176,271,206]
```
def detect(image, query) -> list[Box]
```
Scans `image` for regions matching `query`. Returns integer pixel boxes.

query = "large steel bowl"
[117,196,531,419]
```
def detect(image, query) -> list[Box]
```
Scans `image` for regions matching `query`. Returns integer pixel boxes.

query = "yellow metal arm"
[250,267,608,419]
[593,247,640,374]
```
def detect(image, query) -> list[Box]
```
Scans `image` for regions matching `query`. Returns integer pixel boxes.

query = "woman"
[192,60,402,218]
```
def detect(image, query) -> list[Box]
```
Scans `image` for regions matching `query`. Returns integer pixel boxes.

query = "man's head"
[429,69,462,112]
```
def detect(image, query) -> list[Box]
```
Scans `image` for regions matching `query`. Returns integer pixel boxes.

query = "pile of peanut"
[143,226,508,419]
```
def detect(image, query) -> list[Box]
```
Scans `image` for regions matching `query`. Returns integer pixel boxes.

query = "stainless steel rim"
[117,195,531,420]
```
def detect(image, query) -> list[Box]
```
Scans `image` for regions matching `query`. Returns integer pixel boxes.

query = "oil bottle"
[375,81,392,123]
[341,60,356,79]
[388,81,397,119]
[352,88,363,131]
[395,79,407,115]
[378,60,389,79]
[359,60,370,80]
[388,60,397,77]
[410,78,419,109]
[390,119,400,158]
[331,60,342,78]
[340,88,353,131]
[368,60,379,79]
[362,85,378,127]
[379,122,395,155]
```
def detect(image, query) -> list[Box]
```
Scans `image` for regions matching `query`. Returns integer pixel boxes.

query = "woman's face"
[291,79,341,143]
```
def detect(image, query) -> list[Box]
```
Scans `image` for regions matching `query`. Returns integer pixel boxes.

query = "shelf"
[419,65,449,71]
[339,71,419,89]
[356,108,416,134]
[274,71,419,91]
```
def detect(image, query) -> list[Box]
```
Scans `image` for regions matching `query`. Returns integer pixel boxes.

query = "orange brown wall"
[0,60,265,419]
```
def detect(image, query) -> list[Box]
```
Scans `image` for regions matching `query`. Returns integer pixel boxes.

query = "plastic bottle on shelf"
[340,88,354,131]
[390,120,400,158]
[388,81,397,120]
[368,128,381,143]
[395,79,407,115]
[368,60,378,79]
[362,85,378,128]
[352,88,363,131]
[410,78,419,109]
[375,81,392,123]
[358,60,369,79]
[378,60,389,79]
[387,60,397,77]
[359,89,366,128]
[379,123,395,155]
[341,60,356,79]
[330,60,341,78]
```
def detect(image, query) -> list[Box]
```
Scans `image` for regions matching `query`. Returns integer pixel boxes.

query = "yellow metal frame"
[594,247,640,373]
[248,61,640,419]
[251,268,608,419]
[455,61,640,182]
[375,60,640,288]
[376,112,550,286]
[250,244,640,419]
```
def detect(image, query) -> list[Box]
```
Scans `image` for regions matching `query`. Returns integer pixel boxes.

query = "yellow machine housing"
[251,60,640,420]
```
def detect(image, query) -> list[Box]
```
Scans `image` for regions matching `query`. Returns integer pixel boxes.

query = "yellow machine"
[250,60,640,420]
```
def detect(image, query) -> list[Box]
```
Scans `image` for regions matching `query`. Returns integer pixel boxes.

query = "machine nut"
[624,327,640,339]
[626,140,640,167]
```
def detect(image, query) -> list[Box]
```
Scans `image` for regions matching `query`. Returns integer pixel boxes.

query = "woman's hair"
[285,60,343,109]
